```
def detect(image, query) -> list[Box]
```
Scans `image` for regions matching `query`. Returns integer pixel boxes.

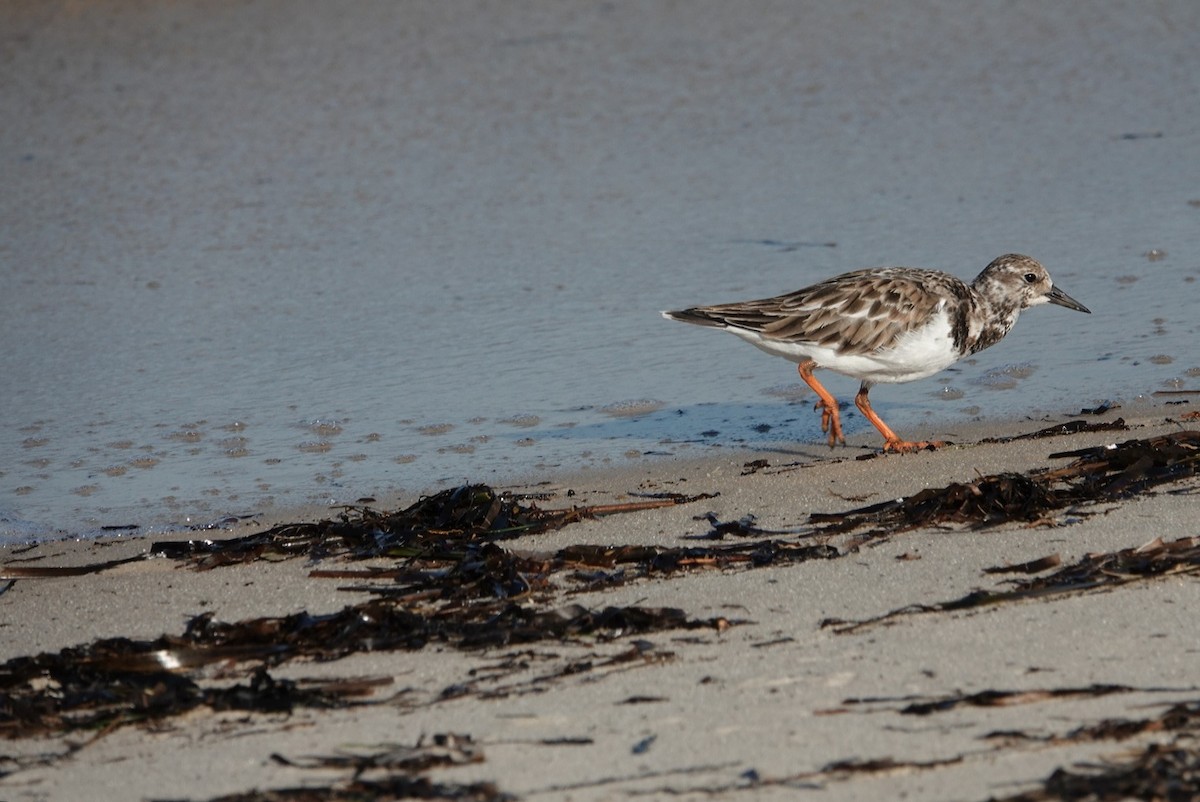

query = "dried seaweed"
[982,554,1062,575]
[150,484,715,568]
[135,484,737,607]
[314,534,837,602]
[832,696,1200,802]
[554,537,838,578]
[986,701,1200,746]
[1010,536,1200,591]
[0,602,716,740]
[268,732,483,776]
[444,639,680,702]
[0,600,722,739]
[0,484,754,742]
[811,472,1059,536]
[979,418,1129,443]
[619,754,960,797]
[831,684,1181,718]
[818,755,964,777]
[0,661,367,739]
[189,776,512,802]
[822,536,1200,633]
[992,741,1200,801]
[0,554,145,578]
[900,684,1135,715]
[811,430,1200,538]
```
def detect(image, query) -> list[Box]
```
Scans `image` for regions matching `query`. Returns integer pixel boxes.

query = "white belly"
[723,308,959,384]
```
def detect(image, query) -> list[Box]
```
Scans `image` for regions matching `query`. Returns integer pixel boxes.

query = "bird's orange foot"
[881,439,945,454]
[814,399,846,448]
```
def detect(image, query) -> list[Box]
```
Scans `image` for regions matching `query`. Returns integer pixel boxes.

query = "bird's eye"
[1023,273,1037,283]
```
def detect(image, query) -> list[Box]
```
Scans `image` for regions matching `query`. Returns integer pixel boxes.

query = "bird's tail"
[660,308,727,328]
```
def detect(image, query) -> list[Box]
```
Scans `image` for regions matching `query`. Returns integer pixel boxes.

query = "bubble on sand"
[219,436,250,457]
[599,399,665,418]
[301,419,345,437]
[933,386,965,401]
[499,414,541,428]
[975,363,1037,390]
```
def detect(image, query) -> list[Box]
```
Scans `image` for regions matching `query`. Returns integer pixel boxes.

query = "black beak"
[1046,285,1090,314]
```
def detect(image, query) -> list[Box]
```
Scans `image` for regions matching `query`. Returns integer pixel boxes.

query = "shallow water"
[3,2,1199,542]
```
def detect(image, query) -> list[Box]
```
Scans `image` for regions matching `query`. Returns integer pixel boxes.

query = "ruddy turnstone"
[662,253,1090,453]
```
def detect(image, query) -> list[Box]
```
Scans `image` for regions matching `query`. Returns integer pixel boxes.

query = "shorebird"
[662,253,1090,452]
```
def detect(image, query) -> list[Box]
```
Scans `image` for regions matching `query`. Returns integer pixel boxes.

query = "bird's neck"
[964,282,1021,355]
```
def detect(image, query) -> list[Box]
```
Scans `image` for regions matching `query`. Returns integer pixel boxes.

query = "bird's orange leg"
[854,385,944,453]
[798,361,845,448]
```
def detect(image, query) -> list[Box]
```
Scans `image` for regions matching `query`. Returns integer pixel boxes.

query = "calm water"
[3,2,1199,542]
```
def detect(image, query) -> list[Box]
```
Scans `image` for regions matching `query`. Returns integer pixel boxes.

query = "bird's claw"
[813,399,846,448]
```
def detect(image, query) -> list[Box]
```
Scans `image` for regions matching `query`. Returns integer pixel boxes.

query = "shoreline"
[3,403,1199,800]
[1,397,1144,548]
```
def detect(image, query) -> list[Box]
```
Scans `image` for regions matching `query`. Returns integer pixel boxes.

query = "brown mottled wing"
[676,268,958,356]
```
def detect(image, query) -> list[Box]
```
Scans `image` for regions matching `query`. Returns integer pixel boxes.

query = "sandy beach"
[5,2,1200,799]
[4,404,1199,801]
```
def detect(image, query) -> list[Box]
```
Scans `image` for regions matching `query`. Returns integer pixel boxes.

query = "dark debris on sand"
[990,740,1200,802]
[1,485,746,742]
[811,429,1200,539]
[193,733,518,802]
[186,771,512,802]
[0,659,369,740]
[149,484,716,568]
[0,596,725,740]
[1034,705,1200,801]
[822,535,1200,634]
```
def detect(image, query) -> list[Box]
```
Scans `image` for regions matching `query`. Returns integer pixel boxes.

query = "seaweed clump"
[811,430,1200,537]
[0,485,732,741]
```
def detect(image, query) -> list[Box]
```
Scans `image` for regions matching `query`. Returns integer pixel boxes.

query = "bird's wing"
[680,269,960,356]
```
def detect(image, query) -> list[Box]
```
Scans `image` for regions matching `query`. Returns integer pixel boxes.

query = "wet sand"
[3,404,1199,801]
